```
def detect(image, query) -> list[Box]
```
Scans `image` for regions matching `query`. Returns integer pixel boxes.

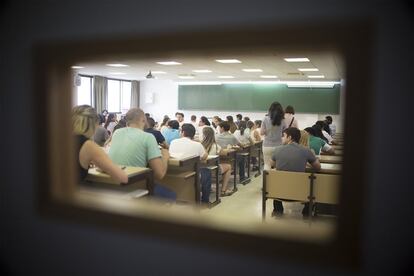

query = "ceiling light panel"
[156,61,182,65]
[215,59,242,64]
[307,75,325,78]
[106,63,129,67]
[284,58,310,62]
[298,68,319,72]
[242,69,263,72]
[192,70,212,73]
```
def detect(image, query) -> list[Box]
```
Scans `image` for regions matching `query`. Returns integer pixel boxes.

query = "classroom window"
[76,76,93,105]
[107,79,131,113]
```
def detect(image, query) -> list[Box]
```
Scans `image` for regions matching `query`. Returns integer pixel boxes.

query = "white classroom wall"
[140,79,344,133]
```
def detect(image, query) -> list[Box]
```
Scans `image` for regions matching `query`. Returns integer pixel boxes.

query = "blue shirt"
[162,128,180,145]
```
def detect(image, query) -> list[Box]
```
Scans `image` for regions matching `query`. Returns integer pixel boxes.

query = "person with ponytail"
[260,101,287,170]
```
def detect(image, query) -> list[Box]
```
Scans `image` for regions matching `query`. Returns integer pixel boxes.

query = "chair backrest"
[264,170,310,202]
[313,173,340,204]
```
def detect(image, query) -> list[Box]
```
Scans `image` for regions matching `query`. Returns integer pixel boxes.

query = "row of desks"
[84,141,264,207]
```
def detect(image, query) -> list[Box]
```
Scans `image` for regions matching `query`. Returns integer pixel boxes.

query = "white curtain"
[131,80,140,108]
[93,76,107,113]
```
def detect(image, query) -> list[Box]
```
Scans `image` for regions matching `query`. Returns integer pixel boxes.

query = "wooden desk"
[84,166,153,196]
[160,156,200,204]
[332,144,343,150]
[306,163,342,174]
[200,155,221,207]
[250,141,263,177]
[237,144,252,185]
[219,149,238,192]
[321,149,343,156]
[318,155,342,164]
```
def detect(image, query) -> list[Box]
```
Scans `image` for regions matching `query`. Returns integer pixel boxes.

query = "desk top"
[306,163,342,174]
[86,166,151,185]
[318,155,342,164]
[168,155,200,167]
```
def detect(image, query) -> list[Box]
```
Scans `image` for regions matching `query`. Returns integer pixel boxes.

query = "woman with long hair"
[260,101,287,170]
[72,105,127,183]
[104,113,117,135]
[201,127,233,196]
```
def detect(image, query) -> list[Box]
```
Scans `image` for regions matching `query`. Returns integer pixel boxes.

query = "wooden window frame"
[34,22,372,270]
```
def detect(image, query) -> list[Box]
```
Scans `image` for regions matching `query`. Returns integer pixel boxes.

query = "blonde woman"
[201,127,233,196]
[72,105,127,183]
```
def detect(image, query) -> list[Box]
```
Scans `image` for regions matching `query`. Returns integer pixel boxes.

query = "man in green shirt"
[109,108,175,199]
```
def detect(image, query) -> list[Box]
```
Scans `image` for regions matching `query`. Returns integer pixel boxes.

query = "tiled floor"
[199,172,338,242]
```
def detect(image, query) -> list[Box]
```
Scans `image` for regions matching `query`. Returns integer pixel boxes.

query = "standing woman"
[72,105,127,183]
[260,101,287,170]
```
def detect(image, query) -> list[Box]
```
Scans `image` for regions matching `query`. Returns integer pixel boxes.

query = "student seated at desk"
[169,124,211,204]
[108,108,175,200]
[270,127,321,218]
[162,120,181,146]
[93,114,109,147]
[304,127,334,155]
[201,127,233,196]
[216,121,248,182]
[314,121,334,144]
[145,117,169,149]
[72,105,127,183]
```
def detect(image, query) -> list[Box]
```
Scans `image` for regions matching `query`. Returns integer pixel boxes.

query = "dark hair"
[146,117,156,128]
[219,121,230,131]
[191,115,196,121]
[168,120,179,129]
[312,122,329,142]
[246,120,254,129]
[104,113,116,129]
[175,112,184,118]
[325,116,333,124]
[200,116,211,126]
[226,115,234,122]
[236,114,242,120]
[243,116,250,122]
[113,118,126,133]
[304,127,317,136]
[238,120,247,135]
[145,113,150,118]
[285,105,295,115]
[160,116,170,127]
[102,109,108,115]
[316,120,331,136]
[254,120,262,127]
[283,127,301,143]
[268,101,284,126]
[181,123,196,138]
[98,114,105,125]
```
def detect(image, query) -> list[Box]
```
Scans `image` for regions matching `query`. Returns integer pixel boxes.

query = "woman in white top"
[260,102,287,170]
[201,127,233,196]
[233,121,252,146]
[284,105,299,129]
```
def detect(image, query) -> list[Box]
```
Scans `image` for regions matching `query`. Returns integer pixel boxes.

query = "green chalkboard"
[178,84,340,114]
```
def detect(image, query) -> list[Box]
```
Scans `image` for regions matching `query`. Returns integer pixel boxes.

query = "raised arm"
[81,140,128,184]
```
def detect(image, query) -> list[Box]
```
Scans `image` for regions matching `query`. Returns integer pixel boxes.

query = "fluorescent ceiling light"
[151,71,166,74]
[218,76,235,79]
[242,69,263,72]
[307,75,325,79]
[71,66,84,69]
[178,76,195,79]
[284,58,310,62]
[192,69,212,73]
[298,68,319,72]
[109,72,126,75]
[286,81,339,88]
[156,61,182,65]
[260,75,278,79]
[215,59,242,64]
[106,63,129,67]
